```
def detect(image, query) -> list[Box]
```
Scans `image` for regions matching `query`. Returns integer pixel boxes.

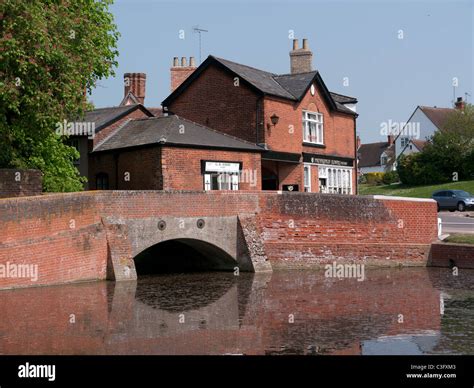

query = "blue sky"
[91,0,473,143]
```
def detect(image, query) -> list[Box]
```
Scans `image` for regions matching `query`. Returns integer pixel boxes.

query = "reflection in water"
[0,268,473,355]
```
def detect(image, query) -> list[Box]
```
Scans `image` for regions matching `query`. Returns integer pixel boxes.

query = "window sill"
[303,142,326,149]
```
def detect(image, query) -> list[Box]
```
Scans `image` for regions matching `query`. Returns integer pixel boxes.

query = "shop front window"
[318,166,352,195]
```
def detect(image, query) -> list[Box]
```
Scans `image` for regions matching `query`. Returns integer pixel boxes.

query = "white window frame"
[203,173,239,191]
[303,111,324,145]
[303,164,311,192]
[317,165,352,195]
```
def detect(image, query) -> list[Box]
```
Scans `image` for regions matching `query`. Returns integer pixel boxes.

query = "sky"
[90,0,473,143]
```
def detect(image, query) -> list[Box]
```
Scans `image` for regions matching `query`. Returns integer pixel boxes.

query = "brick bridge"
[0,191,438,289]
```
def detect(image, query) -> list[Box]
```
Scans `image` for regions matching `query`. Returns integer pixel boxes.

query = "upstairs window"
[381,154,388,166]
[303,111,324,145]
[400,137,409,149]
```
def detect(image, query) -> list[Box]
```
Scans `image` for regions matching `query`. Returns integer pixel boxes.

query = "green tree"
[0,0,119,191]
[398,104,474,185]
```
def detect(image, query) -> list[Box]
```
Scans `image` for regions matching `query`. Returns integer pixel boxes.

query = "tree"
[397,104,474,185]
[0,0,119,191]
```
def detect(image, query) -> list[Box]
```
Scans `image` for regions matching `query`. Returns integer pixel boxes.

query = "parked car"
[432,190,474,212]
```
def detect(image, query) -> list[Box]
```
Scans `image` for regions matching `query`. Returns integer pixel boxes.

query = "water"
[0,268,473,355]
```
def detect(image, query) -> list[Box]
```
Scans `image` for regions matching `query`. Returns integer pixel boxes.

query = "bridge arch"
[104,215,264,280]
[134,237,237,274]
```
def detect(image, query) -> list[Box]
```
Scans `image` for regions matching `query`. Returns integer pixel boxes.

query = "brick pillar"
[289,38,313,74]
[170,56,197,92]
[124,73,146,104]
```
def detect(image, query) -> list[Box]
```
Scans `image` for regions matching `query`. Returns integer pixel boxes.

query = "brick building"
[89,115,262,190]
[163,39,358,194]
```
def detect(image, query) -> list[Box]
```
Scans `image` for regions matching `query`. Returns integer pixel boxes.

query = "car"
[432,190,474,212]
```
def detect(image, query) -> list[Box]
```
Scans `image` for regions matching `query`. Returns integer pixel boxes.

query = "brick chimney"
[356,135,361,149]
[123,73,146,104]
[455,97,465,110]
[290,38,313,74]
[171,56,197,92]
[387,135,394,145]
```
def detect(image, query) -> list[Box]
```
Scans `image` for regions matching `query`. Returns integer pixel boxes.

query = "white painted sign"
[205,162,240,173]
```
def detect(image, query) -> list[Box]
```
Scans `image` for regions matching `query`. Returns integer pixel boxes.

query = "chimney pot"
[292,39,299,50]
[455,96,465,111]
[289,38,313,74]
[170,56,197,92]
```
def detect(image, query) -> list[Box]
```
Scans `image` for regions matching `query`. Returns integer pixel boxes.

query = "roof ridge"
[359,141,389,147]
[89,105,138,112]
[419,105,453,110]
[211,55,277,76]
[329,91,357,99]
[274,70,318,78]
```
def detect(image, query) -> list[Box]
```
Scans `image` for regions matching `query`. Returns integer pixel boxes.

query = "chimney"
[387,135,394,145]
[356,135,361,150]
[123,73,146,104]
[290,38,313,74]
[455,96,465,110]
[170,56,197,92]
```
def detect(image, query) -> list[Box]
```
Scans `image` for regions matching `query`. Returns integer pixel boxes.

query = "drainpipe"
[256,97,262,144]
[114,153,119,189]
[354,116,358,195]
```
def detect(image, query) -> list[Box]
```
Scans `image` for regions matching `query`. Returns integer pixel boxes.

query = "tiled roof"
[358,142,394,167]
[93,115,264,153]
[82,104,153,133]
[164,55,357,116]
[411,139,427,151]
[419,106,454,130]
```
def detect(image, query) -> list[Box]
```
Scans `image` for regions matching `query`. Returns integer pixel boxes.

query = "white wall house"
[394,105,457,160]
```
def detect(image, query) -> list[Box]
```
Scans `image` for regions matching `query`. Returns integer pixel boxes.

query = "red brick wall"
[166,65,261,143]
[258,194,438,268]
[0,169,42,198]
[264,89,356,192]
[429,243,474,269]
[89,146,260,191]
[162,147,261,191]
[0,192,438,289]
[171,66,197,92]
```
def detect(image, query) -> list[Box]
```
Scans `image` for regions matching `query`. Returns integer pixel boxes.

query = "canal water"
[0,268,473,355]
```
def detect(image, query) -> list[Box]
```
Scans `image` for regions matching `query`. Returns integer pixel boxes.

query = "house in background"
[357,135,395,174]
[394,98,464,160]
[163,39,359,194]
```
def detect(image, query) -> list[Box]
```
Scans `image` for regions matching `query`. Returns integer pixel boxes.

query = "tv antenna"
[193,25,208,64]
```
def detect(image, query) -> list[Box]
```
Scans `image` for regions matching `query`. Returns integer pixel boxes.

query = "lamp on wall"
[267,113,280,132]
[270,114,280,126]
